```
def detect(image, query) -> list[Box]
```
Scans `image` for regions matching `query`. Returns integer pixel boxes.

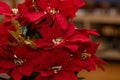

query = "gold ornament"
[8,19,36,49]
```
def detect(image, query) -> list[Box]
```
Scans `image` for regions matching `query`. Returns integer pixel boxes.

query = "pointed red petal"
[87,30,100,36]
[69,34,90,42]
[65,44,78,52]
[0,1,13,16]
[74,0,86,8]
[64,23,75,38]
[12,70,23,80]
[85,42,100,55]
[18,64,33,76]
[25,12,46,23]
[93,56,108,71]
[50,0,59,8]
[0,60,16,69]
[56,14,68,30]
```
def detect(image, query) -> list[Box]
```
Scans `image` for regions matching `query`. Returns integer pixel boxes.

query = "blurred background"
[0,0,120,80]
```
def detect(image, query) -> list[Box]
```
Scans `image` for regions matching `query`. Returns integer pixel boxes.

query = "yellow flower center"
[50,8,57,14]
[48,7,59,14]
[49,66,62,74]
[12,8,18,15]
[81,51,91,60]
[52,37,63,45]
[13,54,26,66]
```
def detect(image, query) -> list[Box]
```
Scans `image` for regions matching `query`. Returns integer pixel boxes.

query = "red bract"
[58,0,85,18]
[0,23,16,45]
[17,1,48,24]
[0,45,41,80]
[0,24,9,44]
[75,28,100,37]
[0,1,21,22]
[0,1,14,21]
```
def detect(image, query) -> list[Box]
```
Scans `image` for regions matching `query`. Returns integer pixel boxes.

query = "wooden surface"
[78,61,120,80]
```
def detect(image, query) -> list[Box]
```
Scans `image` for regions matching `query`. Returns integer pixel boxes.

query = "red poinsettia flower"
[34,49,80,80]
[83,41,107,71]
[0,45,41,80]
[34,20,91,52]
[36,0,85,18]
[68,28,107,71]
[72,41,106,71]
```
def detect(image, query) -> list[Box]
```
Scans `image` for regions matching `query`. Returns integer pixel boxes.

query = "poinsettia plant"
[0,0,106,80]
